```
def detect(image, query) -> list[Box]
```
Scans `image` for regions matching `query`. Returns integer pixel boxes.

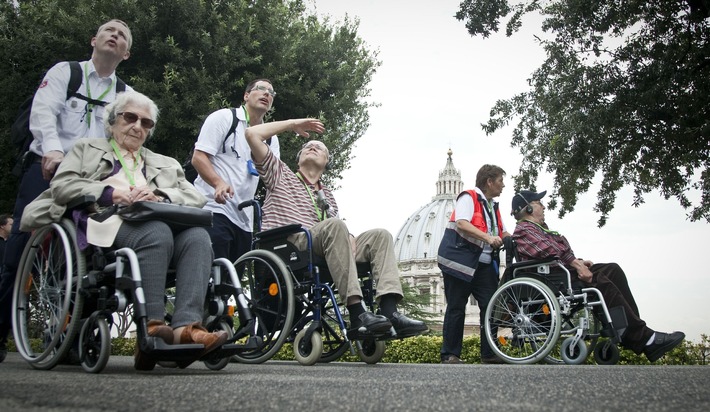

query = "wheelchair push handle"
[238,199,262,232]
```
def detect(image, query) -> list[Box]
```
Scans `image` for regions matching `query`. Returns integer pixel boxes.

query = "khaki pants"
[289,218,403,302]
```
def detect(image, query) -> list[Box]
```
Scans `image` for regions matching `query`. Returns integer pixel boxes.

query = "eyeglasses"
[250,85,277,97]
[118,112,155,129]
[303,142,328,153]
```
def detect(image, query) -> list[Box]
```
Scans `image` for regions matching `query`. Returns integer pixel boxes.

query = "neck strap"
[520,219,560,236]
[110,138,142,186]
[296,171,324,221]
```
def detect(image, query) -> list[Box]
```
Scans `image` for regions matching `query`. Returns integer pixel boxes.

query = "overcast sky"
[309,0,708,343]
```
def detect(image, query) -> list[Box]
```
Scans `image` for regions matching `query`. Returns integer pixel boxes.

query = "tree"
[0,0,380,213]
[455,0,710,226]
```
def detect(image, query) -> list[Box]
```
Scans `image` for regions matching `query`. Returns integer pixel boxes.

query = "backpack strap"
[66,61,83,99]
[66,61,126,106]
[221,107,239,153]
[116,77,126,93]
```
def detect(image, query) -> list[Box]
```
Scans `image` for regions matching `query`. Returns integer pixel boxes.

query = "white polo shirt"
[193,107,280,232]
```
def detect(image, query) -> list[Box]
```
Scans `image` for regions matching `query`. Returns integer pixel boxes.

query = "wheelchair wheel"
[232,250,295,364]
[357,339,386,364]
[318,298,349,363]
[204,320,234,371]
[485,277,561,364]
[12,221,85,370]
[294,329,323,366]
[593,339,620,365]
[560,337,588,365]
[79,317,111,373]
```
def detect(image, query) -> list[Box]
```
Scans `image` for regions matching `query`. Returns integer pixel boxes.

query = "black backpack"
[183,108,240,183]
[182,108,273,183]
[10,61,126,174]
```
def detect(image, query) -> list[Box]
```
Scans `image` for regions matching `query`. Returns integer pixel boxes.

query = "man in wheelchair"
[245,119,428,340]
[511,190,684,362]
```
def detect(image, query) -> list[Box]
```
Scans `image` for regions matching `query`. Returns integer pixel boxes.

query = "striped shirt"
[512,220,577,266]
[255,148,338,230]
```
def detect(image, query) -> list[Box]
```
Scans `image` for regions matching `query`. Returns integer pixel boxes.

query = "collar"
[83,59,116,82]
[474,187,497,206]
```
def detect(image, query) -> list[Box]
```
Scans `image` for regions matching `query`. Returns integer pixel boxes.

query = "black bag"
[117,201,213,230]
[11,61,126,175]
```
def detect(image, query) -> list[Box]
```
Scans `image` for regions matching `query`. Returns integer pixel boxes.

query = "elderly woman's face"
[112,103,154,152]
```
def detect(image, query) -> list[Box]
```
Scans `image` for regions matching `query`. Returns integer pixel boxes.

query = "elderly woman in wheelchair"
[19,91,228,371]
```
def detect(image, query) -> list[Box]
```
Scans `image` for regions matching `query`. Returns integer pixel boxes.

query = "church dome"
[394,149,463,261]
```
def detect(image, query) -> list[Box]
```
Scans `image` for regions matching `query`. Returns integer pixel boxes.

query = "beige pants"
[289,218,403,302]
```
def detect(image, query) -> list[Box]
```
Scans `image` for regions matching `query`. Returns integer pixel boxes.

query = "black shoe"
[347,312,392,339]
[481,356,505,364]
[644,331,685,362]
[389,312,428,338]
[441,355,464,364]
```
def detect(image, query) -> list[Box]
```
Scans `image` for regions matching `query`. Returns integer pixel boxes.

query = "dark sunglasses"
[118,111,155,129]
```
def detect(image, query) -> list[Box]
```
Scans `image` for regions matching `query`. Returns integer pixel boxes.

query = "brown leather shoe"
[178,322,228,356]
[134,320,174,371]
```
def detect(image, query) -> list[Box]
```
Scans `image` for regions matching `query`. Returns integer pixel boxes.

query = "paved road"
[1,353,708,411]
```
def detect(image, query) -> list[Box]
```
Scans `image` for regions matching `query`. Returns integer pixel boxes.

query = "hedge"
[6,334,706,365]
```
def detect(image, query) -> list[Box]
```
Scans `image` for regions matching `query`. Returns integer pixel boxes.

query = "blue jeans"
[205,213,252,262]
[440,262,499,360]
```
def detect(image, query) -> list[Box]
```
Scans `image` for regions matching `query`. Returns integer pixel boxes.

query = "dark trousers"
[0,162,49,343]
[441,262,499,360]
[205,213,252,263]
[586,263,653,353]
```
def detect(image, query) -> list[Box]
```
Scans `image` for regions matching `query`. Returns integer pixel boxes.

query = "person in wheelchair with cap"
[21,90,228,370]
[244,119,428,340]
[511,190,685,362]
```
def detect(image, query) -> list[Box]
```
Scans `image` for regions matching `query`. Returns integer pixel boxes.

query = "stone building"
[394,149,498,335]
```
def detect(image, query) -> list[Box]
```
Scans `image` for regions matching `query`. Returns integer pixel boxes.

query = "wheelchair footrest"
[141,337,205,362]
[204,338,263,359]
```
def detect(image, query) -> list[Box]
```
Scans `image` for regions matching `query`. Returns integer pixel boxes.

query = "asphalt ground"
[1,353,708,411]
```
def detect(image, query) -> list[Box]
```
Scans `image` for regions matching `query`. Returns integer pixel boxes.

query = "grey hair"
[104,91,159,137]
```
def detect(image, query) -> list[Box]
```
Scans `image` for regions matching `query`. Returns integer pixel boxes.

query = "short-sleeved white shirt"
[193,107,279,232]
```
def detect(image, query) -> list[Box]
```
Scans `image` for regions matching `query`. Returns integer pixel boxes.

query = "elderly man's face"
[299,140,329,169]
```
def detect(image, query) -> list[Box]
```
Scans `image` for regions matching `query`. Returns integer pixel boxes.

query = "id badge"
[247,159,259,176]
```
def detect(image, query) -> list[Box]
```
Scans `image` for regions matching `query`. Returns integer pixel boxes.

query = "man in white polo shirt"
[191,79,280,262]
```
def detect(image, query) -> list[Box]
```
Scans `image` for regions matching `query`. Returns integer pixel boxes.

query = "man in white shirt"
[191,79,280,262]
[0,19,133,363]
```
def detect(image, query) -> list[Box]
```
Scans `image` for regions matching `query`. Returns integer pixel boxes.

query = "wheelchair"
[240,200,390,366]
[11,198,293,373]
[483,238,625,365]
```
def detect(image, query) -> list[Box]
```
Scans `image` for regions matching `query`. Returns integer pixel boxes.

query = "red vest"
[449,190,504,235]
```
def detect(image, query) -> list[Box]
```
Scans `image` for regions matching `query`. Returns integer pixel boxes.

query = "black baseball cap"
[511,190,547,215]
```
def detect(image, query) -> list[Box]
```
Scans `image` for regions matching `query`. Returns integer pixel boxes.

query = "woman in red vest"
[437,164,511,364]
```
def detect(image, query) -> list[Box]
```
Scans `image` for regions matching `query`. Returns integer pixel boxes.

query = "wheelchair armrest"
[509,256,559,270]
[255,224,304,242]
[66,195,97,210]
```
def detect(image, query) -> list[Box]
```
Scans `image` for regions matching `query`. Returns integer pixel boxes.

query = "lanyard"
[242,105,250,126]
[83,62,115,127]
[482,199,498,236]
[296,172,324,221]
[110,138,142,186]
[521,219,561,236]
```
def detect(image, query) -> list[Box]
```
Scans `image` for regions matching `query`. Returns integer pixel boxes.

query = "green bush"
[6,334,708,365]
